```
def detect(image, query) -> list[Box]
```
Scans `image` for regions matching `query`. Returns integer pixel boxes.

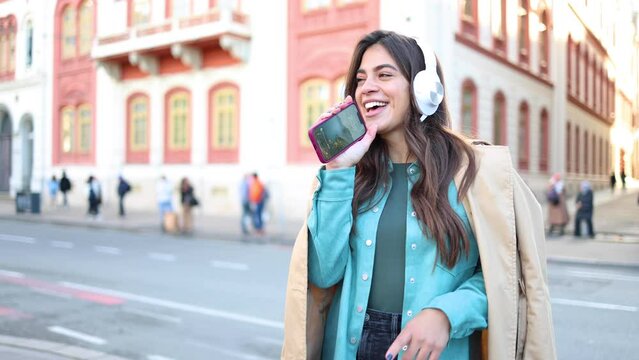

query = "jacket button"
[407,310,413,317]
[409,277,415,284]
[372,206,379,213]
[357,305,363,313]
[411,243,417,250]
[362,273,369,281]
[350,337,357,344]
[411,211,416,217]
[365,239,373,247]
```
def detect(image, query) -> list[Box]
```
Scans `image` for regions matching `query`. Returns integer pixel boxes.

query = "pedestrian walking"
[239,173,252,235]
[156,176,174,232]
[547,173,569,236]
[179,177,198,235]
[574,180,595,238]
[620,169,627,190]
[59,171,72,207]
[248,172,268,235]
[610,170,617,192]
[47,175,59,207]
[86,175,102,218]
[117,175,132,217]
[282,30,555,360]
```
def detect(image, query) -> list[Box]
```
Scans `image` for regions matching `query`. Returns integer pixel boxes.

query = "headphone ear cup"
[413,70,444,119]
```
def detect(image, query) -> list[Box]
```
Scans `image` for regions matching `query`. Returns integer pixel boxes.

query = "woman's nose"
[360,78,379,94]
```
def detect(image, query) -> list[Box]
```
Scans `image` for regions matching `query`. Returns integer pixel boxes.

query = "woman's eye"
[356,78,365,83]
[379,73,391,78]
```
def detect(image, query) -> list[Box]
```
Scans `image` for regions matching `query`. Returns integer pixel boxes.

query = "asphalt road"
[0,219,637,359]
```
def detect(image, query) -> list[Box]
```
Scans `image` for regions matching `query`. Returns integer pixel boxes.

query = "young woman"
[282,30,555,360]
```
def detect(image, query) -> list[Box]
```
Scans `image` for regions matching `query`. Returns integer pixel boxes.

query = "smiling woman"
[282,30,556,360]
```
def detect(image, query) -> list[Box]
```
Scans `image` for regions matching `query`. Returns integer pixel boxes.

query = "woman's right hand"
[316,96,377,170]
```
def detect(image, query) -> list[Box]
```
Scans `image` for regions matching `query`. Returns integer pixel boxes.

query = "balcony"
[92,8,251,78]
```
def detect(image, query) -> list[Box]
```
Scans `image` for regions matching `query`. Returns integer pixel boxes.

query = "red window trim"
[566,122,572,173]
[575,125,580,173]
[494,91,507,145]
[584,130,589,174]
[539,109,549,172]
[518,101,530,170]
[207,82,240,164]
[492,0,507,55]
[125,92,151,164]
[164,87,192,164]
[459,0,479,41]
[461,78,478,137]
[518,0,530,66]
[538,9,550,76]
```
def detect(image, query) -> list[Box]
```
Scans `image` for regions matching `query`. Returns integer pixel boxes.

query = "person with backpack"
[59,170,72,207]
[547,173,569,236]
[117,175,132,217]
[248,172,268,235]
[574,180,595,238]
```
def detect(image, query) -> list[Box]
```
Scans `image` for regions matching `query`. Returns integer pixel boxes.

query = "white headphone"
[412,39,444,121]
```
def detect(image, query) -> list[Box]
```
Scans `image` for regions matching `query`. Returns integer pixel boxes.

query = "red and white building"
[0,0,637,225]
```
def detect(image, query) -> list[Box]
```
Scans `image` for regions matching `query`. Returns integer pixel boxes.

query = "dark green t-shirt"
[367,163,408,313]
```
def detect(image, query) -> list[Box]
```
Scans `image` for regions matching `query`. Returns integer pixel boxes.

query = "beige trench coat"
[281,145,557,360]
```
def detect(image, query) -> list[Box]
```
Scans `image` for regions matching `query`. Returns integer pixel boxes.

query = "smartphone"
[308,102,367,163]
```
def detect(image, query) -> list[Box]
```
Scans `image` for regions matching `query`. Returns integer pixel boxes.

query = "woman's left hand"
[385,308,451,360]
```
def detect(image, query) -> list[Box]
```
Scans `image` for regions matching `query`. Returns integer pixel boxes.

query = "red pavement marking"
[0,306,32,319]
[0,275,124,305]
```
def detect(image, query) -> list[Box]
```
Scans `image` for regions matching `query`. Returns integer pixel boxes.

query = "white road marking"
[147,355,177,360]
[61,281,282,329]
[122,307,182,324]
[0,269,25,278]
[32,288,73,299]
[210,260,249,271]
[148,253,176,262]
[552,298,638,312]
[47,326,106,345]
[94,246,121,255]
[50,240,74,249]
[0,234,35,244]
[566,270,639,282]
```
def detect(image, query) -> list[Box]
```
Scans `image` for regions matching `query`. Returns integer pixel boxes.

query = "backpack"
[249,179,264,204]
[546,187,560,206]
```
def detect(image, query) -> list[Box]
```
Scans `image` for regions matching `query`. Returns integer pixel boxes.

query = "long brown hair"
[344,30,478,268]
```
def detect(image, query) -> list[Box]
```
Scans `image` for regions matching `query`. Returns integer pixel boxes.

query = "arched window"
[128,94,149,151]
[25,20,33,68]
[575,125,580,173]
[539,9,549,75]
[61,106,75,153]
[517,102,529,170]
[460,0,478,39]
[167,90,190,150]
[592,133,596,175]
[78,0,94,56]
[7,19,15,72]
[567,35,572,94]
[539,109,549,172]
[78,104,92,153]
[461,79,477,137]
[584,130,589,174]
[517,0,530,64]
[491,0,506,53]
[300,79,330,148]
[61,6,76,59]
[131,0,151,26]
[566,122,572,173]
[210,85,238,150]
[493,92,506,145]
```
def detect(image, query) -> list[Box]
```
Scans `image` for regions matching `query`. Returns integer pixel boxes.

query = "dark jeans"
[574,214,594,237]
[356,309,402,360]
[119,195,126,216]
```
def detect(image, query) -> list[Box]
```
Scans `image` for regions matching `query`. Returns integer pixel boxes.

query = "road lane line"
[51,240,74,249]
[0,269,24,278]
[566,270,639,282]
[210,260,249,271]
[148,253,176,262]
[552,298,638,312]
[32,288,73,300]
[61,281,283,329]
[122,307,182,324]
[0,234,35,244]
[47,326,107,345]
[94,246,121,255]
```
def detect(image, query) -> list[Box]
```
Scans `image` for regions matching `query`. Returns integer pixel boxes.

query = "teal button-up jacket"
[308,163,488,359]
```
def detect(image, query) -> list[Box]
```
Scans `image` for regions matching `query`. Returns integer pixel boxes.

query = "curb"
[0,334,131,360]
[547,255,639,269]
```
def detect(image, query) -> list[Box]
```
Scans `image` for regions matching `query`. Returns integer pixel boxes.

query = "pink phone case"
[308,102,367,163]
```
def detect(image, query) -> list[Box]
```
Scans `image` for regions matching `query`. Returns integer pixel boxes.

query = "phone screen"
[309,103,366,162]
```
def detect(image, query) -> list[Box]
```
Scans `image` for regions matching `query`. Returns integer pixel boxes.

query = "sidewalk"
[0,334,129,360]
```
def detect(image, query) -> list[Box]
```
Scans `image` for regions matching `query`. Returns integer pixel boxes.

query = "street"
[0,220,289,360]
[0,219,638,359]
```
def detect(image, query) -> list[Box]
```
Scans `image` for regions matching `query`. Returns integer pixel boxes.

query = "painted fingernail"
[386,354,393,360]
